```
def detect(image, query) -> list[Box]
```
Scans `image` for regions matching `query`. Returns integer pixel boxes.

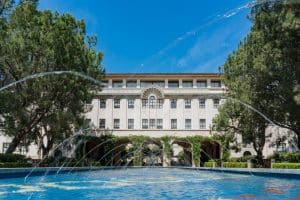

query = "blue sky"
[38,0,253,73]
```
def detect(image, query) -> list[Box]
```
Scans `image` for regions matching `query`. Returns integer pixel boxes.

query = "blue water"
[0,168,300,199]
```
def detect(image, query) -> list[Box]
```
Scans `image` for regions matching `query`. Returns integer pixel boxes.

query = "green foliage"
[161,136,172,157]
[186,136,213,164]
[272,163,300,169]
[268,152,300,163]
[0,1,104,154]
[204,161,214,168]
[0,153,28,162]
[222,162,247,168]
[0,162,32,168]
[228,156,257,163]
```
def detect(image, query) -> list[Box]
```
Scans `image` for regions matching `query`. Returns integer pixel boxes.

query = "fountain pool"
[0,168,300,199]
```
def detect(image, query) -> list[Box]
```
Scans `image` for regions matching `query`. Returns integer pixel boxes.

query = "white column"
[137,79,141,88]
[108,79,112,89]
[179,79,183,88]
[193,79,197,88]
[165,79,168,88]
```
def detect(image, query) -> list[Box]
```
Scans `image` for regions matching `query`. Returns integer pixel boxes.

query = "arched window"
[243,151,252,157]
[149,96,156,108]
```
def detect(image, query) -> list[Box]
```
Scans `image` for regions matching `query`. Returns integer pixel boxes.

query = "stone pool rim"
[0,166,299,179]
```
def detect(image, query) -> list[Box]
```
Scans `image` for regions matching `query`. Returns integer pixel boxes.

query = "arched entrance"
[142,139,163,166]
[200,141,221,167]
[171,140,192,166]
[113,138,133,166]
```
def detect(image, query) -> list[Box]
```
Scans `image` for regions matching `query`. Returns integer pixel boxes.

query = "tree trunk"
[5,130,26,154]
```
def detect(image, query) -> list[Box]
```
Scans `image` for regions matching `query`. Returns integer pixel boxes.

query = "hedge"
[272,163,300,169]
[204,162,214,167]
[0,162,32,168]
[0,154,29,162]
[268,153,300,163]
[222,162,247,168]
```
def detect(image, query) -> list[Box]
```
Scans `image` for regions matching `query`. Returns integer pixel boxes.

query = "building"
[0,73,296,163]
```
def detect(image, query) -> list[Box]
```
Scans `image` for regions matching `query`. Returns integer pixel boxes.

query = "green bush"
[0,154,28,162]
[204,161,214,167]
[0,162,32,168]
[268,153,300,163]
[222,162,247,168]
[228,156,257,162]
[272,163,300,169]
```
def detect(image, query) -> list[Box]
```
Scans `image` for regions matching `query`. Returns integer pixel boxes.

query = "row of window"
[99,118,207,130]
[106,80,222,88]
[99,99,220,109]
[2,143,27,154]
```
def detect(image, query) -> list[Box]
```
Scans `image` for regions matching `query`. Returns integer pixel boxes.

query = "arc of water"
[0,71,106,93]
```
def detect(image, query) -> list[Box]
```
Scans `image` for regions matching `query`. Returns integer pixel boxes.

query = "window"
[199,99,206,109]
[128,119,134,129]
[100,99,106,108]
[211,80,221,88]
[112,80,123,88]
[157,99,163,109]
[168,80,179,88]
[113,119,120,129]
[17,145,27,155]
[142,99,148,108]
[99,119,105,129]
[149,96,156,108]
[149,119,156,129]
[171,119,177,129]
[140,81,165,88]
[142,119,148,129]
[128,99,135,109]
[213,99,220,108]
[2,143,9,153]
[114,99,120,108]
[199,119,206,129]
[157,119,163,129]
[126,80,137,88]
[170,99,177,109]
[197,80,207,88]
[277,143,286,152]
[102,80,109,88]
[182,81,193,88]
[185,99,191,109]
[185,119,192,129]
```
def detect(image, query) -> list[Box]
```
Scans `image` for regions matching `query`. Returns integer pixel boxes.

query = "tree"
[0,1,104,154]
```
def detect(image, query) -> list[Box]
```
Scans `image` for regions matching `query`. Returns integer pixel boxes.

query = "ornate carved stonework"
[141,87,164,99]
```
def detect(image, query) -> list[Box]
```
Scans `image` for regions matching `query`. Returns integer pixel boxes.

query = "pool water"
[0,168,300,199]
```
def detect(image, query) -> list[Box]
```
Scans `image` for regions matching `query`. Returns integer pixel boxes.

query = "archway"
[200,141,221,167]
[142,139,163,166]
[113,138,133,166]
[171,140,192,166]
[243,151,252,157]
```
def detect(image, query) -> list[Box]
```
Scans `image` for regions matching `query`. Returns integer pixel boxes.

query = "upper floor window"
[213,99,220,108]
[142,119,148,129]
[168,80,179,88]
[126,80,137,88]
[114,99,120,108]
[185,119,192,129]
[199,119,206,129]
[102,80,109,88]
[99,119,105,129]
[149,96,156,108]
[171,119,177,129]
[128,119,134,129]
[199,98,205,109]
[149,119,156,129]
[128,99,135,109]
[142,99,148,108]
[100,99,106,108]
[112,80,123,88]
[197,80,207,88]
[182,81,193,88]
[141,81,165,88]
[211,80,221,88]
[276,142,287,152]
[170,99,177,109]
[113,119,120,129]
[157,119,163,129]
[185,99,191,109]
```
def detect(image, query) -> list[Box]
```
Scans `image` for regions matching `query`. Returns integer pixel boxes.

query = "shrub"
[272,163,300,169]
[0,154,28,162]
[222,162,247,168]
[268,153,300,163]
[204,161,214,167]
[0,162,32,168]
